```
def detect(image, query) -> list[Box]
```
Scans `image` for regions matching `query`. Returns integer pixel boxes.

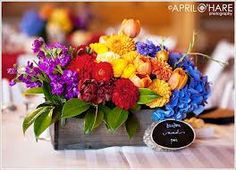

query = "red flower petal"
[112,78,139,110]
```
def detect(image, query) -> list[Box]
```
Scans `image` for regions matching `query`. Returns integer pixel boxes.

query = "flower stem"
[188,52,228,67]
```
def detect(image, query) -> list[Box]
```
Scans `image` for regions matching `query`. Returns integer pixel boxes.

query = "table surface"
[2,105,235,169]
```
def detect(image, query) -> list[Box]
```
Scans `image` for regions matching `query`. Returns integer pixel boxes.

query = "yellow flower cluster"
[90,43,108,54]
[146,79,171,108]
[105,34,135,56]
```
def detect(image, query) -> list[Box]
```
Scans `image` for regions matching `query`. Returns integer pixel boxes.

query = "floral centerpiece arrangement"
[20,5,98,44]
[9,19,221,140]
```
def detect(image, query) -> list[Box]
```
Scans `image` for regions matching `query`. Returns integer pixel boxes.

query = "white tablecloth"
[2,105,234,169]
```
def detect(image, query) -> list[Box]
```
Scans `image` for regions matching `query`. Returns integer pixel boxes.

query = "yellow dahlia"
[146,79,171,108]
[121,64,136,78]
[90,43,108,54]
[105,34,135,56]
[96,52,120,63]
[121,51,139,63]
[111,58,128,77]
[151,59,173,81]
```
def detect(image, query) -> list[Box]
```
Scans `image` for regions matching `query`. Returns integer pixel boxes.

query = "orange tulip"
[133,56,151,75]
[130,75,152,88]
[119,19,141,38]
[168,68,188,90]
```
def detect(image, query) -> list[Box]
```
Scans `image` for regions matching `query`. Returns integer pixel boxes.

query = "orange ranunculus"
[130,75,152,88]
[168,68,188,90]
[119,19,141,38]
[133,56,151,75]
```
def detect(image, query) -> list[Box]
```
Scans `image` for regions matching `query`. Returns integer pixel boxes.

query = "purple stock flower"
[38,58,57,74]
[50,79,64,96]
[47,69,79,98]
[32,38,44,53]
[10,38,79,100]
[62,70,79,99]
[18,74,42,88]
[58,54,71,67]
[9,80,16,86]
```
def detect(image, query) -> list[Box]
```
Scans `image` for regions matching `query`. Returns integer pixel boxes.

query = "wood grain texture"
[50,110,153,150]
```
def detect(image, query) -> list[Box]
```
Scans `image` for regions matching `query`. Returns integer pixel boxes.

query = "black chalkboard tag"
[144,119,196,151]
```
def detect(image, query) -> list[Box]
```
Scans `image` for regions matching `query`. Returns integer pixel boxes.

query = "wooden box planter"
[50,110,153,150]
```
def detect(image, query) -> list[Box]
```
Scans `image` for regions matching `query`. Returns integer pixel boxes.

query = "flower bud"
[168,68,188,90]
[156,50,169,62]
[119,19,141,38]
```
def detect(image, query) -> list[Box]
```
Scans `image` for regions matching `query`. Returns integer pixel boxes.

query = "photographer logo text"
[168,3,233,16]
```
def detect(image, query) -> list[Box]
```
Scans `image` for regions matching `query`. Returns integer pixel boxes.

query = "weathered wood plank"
[50,110,153,150]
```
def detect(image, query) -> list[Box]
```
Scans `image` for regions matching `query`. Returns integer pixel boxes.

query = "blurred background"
[2,2,234,118]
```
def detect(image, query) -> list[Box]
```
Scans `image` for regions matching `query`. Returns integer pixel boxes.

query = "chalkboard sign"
[150,119,195,150]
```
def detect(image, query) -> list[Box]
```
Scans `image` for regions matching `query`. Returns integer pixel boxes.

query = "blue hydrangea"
[136,40,161,57]
[152,52,211,121]
[20,10,45,36]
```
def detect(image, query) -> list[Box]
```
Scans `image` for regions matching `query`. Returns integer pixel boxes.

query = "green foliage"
[34,107,54,138]
[62,98,90,119]
[125,113,139,139]
[106,107,129,132]
[23,87,44,95]
[84,106,104,134]
[23,106,52,134]
[137,88,161,104]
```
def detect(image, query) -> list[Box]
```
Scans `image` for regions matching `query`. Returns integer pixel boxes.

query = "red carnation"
[79,78,115,104]
[68,54,96,80]
[112,78,139,110]
[79,79,98,103]
[93,62,113,82]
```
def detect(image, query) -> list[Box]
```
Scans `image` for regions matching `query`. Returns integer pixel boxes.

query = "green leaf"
[107,107,129,132]
[139,88,158,95]
[94,109,104,129]
[84,109,96,134]
[125,113,139,139]
[84,106,104,134]
[36,101,54,108]
[137,88,161,104]
[34,107,54,138]
[62,98,90,119]
[42,82,54,102]
[23,87,43,95]
[99,105,112,129]
[42,82,65,106]
[23,106,50,134]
